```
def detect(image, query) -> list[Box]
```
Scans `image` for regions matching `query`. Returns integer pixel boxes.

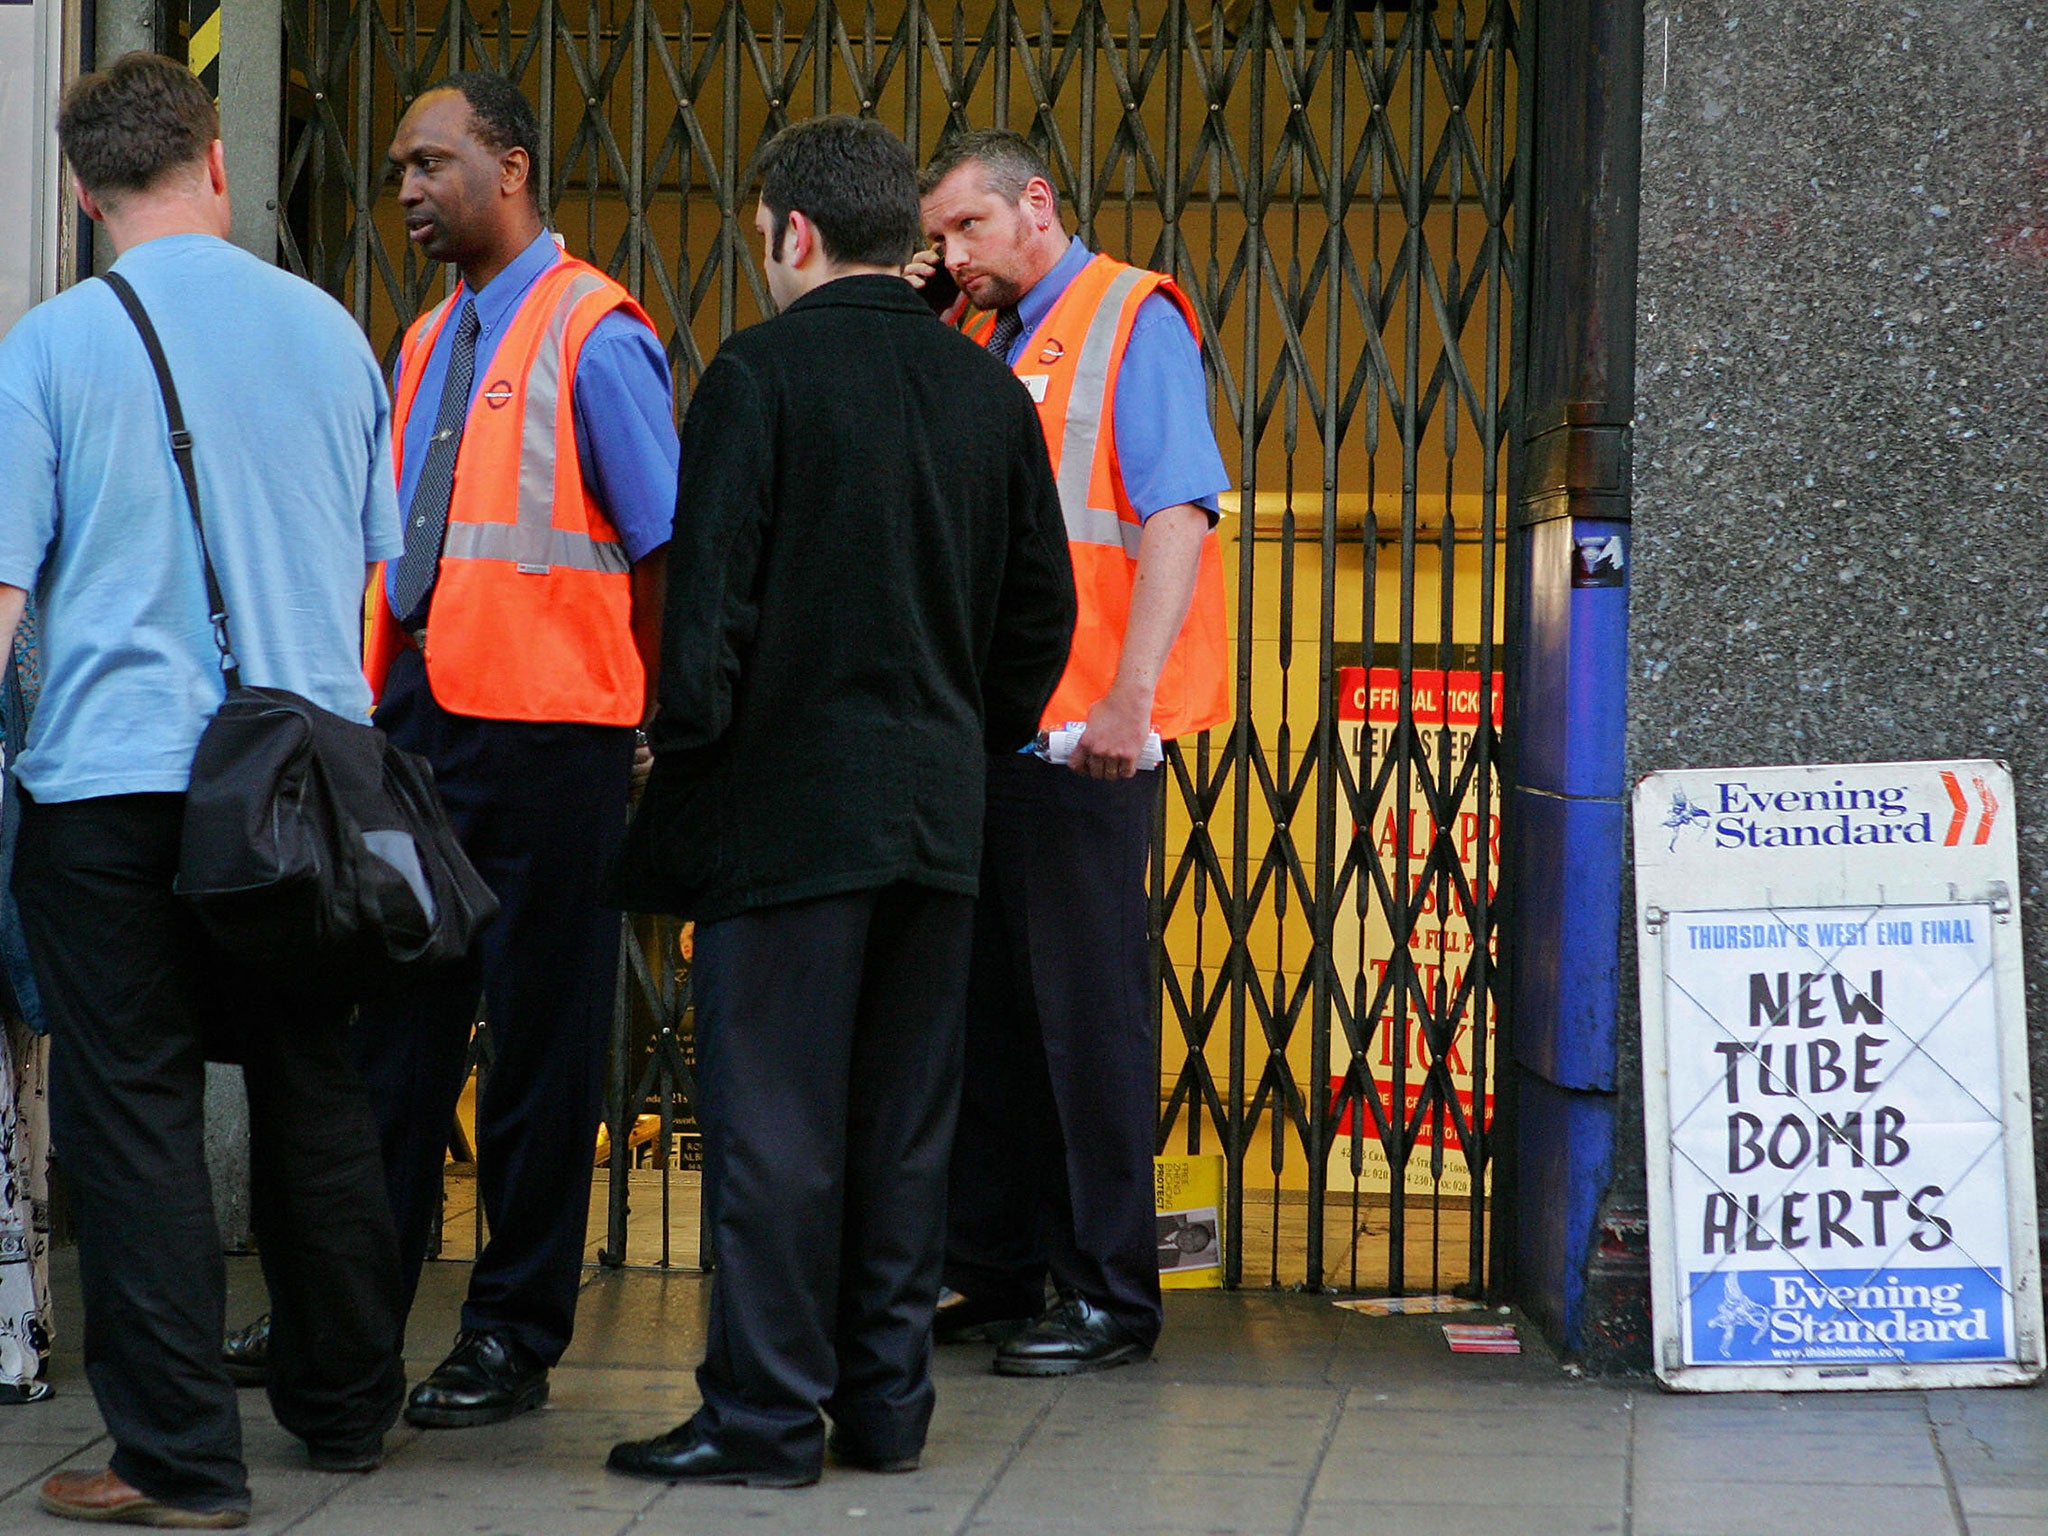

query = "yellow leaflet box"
[1155,1153,1224,1290]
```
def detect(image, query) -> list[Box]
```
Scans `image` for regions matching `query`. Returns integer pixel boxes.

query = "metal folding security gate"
[280,0,1518,1295]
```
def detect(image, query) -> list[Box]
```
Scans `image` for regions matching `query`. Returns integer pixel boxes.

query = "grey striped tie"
[984,306,1022,362]
[393,302,482,622]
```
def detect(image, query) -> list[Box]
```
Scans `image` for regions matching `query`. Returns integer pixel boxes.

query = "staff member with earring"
[912,128,1231,1376]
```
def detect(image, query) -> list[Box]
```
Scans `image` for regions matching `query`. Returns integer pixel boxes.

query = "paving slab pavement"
[0,1253,2037,1535]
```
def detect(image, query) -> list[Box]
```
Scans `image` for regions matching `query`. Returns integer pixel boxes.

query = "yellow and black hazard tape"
[187,0,221,103]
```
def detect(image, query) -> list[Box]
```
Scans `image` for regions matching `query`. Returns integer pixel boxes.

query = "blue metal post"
[1501,0,1645,1352]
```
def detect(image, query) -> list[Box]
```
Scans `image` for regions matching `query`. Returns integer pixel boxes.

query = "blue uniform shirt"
[1002,236,1229,520]
[0,235,403,802]
[390,232,678,612]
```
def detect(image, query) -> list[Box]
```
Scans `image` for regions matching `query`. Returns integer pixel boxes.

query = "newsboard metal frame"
[1635,760,2044,1393]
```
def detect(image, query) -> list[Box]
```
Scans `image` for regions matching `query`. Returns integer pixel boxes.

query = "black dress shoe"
[606,1422,818,1488]
[993,1296,1151,1377]
[932,1286,1035,1346]
[826,1427,920,1474]
[305,1439,383,1474]
[404,1330,548,1429]
[221,1314,270,1388]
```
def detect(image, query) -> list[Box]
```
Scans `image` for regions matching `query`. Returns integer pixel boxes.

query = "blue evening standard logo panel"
[1688,1268,2006,1364]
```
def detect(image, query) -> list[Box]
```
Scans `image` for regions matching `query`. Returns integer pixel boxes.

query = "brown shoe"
[38,1469,248,1528]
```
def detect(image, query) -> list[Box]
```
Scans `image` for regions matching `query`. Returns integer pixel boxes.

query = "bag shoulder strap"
[100,271,242,691]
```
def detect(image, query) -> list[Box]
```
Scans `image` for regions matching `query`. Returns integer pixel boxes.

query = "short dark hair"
[918,128,1054,208]
[429,70,544,203]
[757,116,921,268]
[58,52,218,203]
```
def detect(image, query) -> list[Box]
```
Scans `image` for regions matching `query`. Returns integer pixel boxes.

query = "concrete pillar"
[1601,0,2048,1366]
[216,0,282,260]
[204,1067,252,1251]
[88,0,155,275]
[88,4,283,266]
[201,0,284,1248]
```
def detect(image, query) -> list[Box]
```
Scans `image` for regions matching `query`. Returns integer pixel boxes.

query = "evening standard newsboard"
[1634,760,2043,1391]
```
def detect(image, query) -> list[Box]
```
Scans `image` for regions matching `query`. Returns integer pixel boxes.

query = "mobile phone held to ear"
[919,262,960,316]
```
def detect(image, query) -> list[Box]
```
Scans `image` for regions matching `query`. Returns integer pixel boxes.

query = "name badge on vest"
[1020,374,1050,403]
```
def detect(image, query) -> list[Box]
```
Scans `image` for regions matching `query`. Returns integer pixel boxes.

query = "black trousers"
[353,646,632,1365]
[945,753,1163,1344]
[690,884,972,1474]
[14,793,403,1515]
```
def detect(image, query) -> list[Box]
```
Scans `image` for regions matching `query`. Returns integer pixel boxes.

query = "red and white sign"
[1328,664,1502,1198]
[1338,666,1506,731]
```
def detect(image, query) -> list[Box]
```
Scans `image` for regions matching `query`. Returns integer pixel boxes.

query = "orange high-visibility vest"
[366,254,653,726]
[972,254,1230,739]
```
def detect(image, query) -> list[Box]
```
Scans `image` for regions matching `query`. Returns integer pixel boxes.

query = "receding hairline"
[924,156,1014,200]
[397,86,488,144]
[919,135,1053,205]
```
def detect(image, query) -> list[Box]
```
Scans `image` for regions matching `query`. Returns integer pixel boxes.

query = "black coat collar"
[784,272,931,317]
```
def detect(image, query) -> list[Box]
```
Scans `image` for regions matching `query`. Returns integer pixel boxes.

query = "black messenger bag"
[104,272,499,991]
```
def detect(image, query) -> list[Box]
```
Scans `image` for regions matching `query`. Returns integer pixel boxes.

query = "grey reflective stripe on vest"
[1052,264,1150,557]
[444,269,629,576]
[399,294,457,476]
[441,520,630,573]
[415,292,457,340]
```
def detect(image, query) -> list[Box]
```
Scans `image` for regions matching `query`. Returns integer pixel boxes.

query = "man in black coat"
[605,116,1074,1489]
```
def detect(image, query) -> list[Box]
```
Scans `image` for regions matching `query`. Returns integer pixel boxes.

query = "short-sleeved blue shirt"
[1002,236,1230,519]
[0,235,403,803]
[390,231,678,616]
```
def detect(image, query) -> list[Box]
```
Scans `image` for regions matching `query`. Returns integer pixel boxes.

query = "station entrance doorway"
[277,0,1519,1299]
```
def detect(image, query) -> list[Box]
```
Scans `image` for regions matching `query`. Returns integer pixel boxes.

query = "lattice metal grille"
[280,0,1518,1294]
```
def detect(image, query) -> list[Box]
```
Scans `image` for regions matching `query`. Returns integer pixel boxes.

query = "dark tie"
[393,302,482,623]
[984,306,1022,363]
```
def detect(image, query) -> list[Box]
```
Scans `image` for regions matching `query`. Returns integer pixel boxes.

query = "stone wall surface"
[1621,0,2048,1273]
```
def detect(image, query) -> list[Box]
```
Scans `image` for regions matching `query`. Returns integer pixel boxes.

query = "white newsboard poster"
[1636,761,2043,1391]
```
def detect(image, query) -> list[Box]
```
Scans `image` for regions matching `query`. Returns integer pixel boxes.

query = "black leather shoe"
[404,1330,549,1428]
[306,1439,383,1474]
[932,1286,1034,1346]
[221,1314,269,1388]
[993,1296,1151,1377]
[826,1427,920,1474]
[606,1422,818,1488]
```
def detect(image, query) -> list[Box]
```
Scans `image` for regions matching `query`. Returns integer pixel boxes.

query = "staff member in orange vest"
[226,72,676,1427]
[913,131,1230,1374]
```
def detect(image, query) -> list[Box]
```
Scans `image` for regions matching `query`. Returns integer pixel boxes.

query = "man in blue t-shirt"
[0,53,407,1528]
